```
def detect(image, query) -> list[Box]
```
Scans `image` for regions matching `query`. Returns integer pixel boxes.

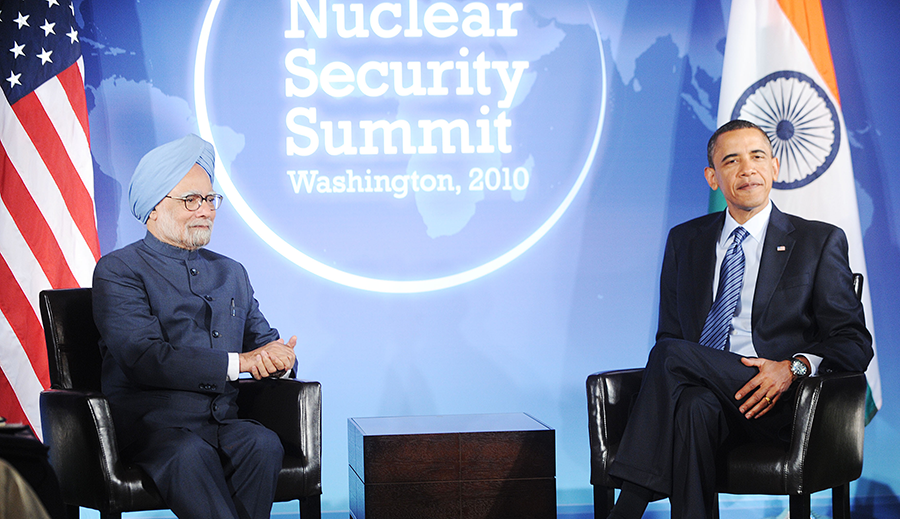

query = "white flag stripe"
[0,199,52,319]
[77,58,86,89]
[76,58,96,200]
[35,72,95,204]
[1,93,96,287]
[0,312,45,438]
[718,2,820,121]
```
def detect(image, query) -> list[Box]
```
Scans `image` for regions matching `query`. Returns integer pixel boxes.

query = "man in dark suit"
[606,120,873,519]
[93,134,297,519]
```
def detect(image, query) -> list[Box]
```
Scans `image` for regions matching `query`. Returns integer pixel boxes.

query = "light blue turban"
[129,134,215,223]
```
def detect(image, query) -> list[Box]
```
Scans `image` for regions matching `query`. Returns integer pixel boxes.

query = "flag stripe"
[0,149,80,289]
[1,92,96,287]
[0,254,50,389]
[56,62,91,148]
[39,60,96,205]
[0,243,51,438]
[776,0,840,103]
[0,308,46,433]
[0,198,52,319]
[38,74,94,188]
[0,368,30,428]
[11,91,101,262]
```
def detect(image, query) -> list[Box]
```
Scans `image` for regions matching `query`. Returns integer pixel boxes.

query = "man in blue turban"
[92,134,298,519]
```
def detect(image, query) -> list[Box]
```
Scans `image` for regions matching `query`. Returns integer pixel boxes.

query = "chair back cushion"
[40,288,102,391]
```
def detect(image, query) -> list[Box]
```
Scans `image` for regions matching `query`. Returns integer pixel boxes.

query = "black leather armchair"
[38,288,322,519]
[587,274,868,519]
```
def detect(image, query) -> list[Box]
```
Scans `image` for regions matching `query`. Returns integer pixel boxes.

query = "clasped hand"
[734,357,796,419]
[239,336,297,380]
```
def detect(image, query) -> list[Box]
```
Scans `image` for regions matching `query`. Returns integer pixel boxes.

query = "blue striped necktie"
[699,226,750,350]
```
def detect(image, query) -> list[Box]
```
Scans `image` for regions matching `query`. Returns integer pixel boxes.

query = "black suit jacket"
[656,204,872,373]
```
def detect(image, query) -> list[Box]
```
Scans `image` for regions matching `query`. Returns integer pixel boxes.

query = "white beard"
[155,209,213,250]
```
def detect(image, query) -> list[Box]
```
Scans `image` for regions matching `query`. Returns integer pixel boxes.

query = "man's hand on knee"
[734,357,794,419]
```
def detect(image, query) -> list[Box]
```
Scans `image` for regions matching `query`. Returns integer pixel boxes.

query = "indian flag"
[714,0,881,422]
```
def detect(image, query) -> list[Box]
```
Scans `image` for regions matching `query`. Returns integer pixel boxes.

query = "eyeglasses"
[165,194,224,211]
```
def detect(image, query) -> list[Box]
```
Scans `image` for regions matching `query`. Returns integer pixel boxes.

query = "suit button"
[213,404,219,412]
[212,330,220,338]
[190,268,198,276]
[204,295,213,301]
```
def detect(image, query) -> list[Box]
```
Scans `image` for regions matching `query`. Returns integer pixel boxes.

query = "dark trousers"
[608,338,794,519]
[129,420,283,519]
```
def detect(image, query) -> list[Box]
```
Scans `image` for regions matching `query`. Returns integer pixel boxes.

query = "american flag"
[1,0,99,439]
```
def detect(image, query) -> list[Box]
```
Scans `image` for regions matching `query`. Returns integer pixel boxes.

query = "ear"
[771,156,780,182]
[704,167,719,191]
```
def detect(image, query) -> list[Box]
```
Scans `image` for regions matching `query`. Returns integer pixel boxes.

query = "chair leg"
[592,485,615,519]
[833,483,852,519]
[789,494,811,519]
[299,494,321,519]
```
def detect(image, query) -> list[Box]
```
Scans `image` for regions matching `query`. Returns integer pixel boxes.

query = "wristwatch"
[790,357,809,378]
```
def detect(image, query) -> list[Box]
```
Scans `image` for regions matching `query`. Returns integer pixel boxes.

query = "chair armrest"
[235,378,322,461]
[786,371,867,492]
[586,369,644,486]
[39,389,124,509]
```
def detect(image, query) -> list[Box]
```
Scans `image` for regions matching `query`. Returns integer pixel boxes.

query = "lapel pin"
[777,245,786,251]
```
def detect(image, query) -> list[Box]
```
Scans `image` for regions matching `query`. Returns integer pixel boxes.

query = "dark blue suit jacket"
[92,232,281,448]
[657,205,872,373]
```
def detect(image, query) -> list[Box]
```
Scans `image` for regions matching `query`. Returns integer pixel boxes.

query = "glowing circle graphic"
[194,0,607,293]
[731,70,840,190]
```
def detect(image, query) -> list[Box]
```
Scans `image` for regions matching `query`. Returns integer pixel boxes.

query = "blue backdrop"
[78,0,900,515]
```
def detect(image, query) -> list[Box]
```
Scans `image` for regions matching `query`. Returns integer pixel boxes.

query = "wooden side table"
[348,413,556,519]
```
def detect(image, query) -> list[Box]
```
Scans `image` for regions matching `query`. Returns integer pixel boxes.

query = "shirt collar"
[721,200,772,245]
[142,230,201,260]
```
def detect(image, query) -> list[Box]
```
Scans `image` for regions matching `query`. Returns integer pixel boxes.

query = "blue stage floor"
[75,492,900,519]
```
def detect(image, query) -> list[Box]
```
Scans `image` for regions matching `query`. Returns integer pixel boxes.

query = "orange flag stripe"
[776,0,841,104]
